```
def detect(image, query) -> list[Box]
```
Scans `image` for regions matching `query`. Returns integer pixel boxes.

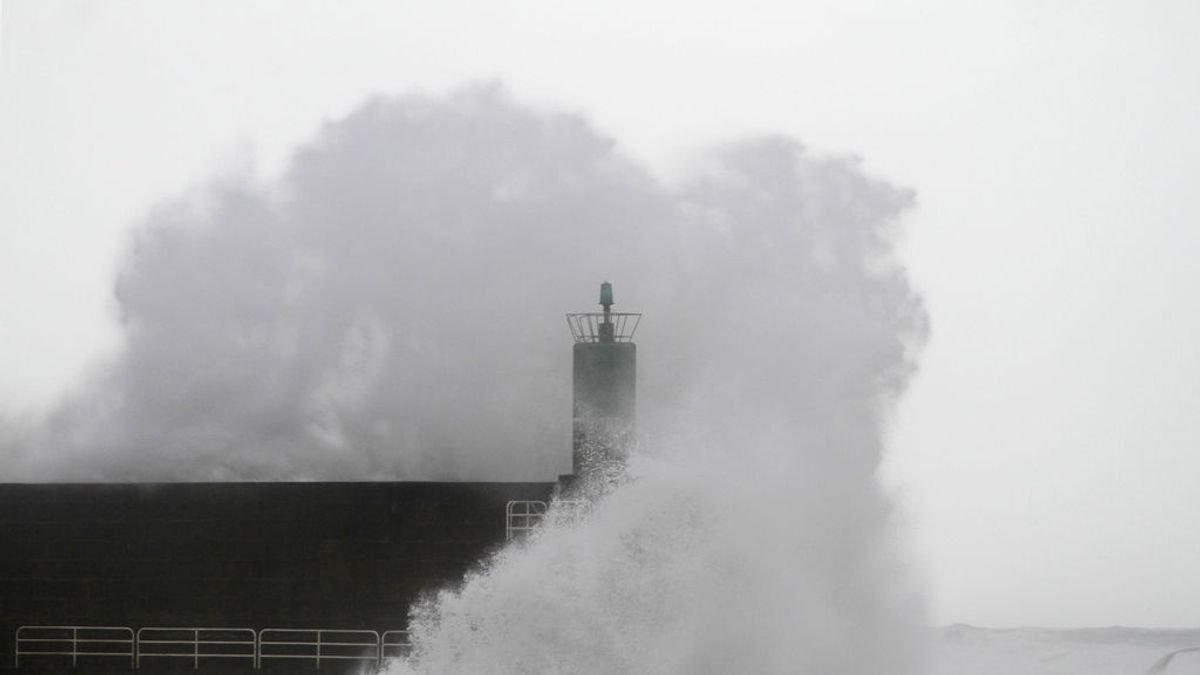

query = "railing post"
[316,630,322,670]
[72,627,78,668]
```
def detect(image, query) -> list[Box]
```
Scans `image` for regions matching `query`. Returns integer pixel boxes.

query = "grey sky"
[1,0,1198,628]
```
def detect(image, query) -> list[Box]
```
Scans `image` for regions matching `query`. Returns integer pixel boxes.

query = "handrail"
[135,627,256,669]
[566,312,641,343]
[13,624,410,670]
[258,628,380,669]
[15,625,135,669]
[381,630,413,664]
[505,500,548,540]
[506,499,591,540]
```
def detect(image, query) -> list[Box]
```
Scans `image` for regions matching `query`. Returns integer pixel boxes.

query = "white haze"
[1,85,928,673]
[930,626,1200,675]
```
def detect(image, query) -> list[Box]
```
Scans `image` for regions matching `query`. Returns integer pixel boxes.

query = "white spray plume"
[4,84,924,484]
[3,84,929,672]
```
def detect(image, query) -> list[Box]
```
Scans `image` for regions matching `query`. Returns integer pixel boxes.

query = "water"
[389,430,926,674]
[2,85,931,673]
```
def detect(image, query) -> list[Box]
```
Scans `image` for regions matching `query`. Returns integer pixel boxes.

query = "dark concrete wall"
[0,481,555,671]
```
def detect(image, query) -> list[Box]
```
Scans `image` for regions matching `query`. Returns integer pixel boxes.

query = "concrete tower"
[565,282,640,481]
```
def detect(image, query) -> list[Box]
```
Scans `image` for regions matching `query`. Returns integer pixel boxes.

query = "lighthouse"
[565,282,640,484]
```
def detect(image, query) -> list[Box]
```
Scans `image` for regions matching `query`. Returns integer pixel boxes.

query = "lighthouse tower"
[565,282,640,483]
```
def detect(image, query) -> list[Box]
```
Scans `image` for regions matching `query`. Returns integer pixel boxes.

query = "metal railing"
[135,627,256,669]
[506,499,591,540]
[505,500,548,540]
[566,312,641,343]
[258,629,380,669]
[381,630,413,663]
[15,625,135,669]
[13,625,411,670]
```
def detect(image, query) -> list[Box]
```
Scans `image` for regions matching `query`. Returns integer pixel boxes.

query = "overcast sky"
[1,1,1198,629]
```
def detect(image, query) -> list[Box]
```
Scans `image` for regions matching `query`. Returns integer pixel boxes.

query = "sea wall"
[0,481,555,671]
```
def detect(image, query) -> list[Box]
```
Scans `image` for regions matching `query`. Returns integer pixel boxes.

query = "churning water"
[389,440,927,675]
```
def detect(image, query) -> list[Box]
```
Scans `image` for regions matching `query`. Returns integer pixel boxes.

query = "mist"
[3,84,924,485]
[1,84,929,672]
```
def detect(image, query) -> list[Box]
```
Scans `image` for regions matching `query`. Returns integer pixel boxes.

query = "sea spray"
[7,85,924,490]
[3,84,928,671]
[387,134,929,671]
[391,434,924,674]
